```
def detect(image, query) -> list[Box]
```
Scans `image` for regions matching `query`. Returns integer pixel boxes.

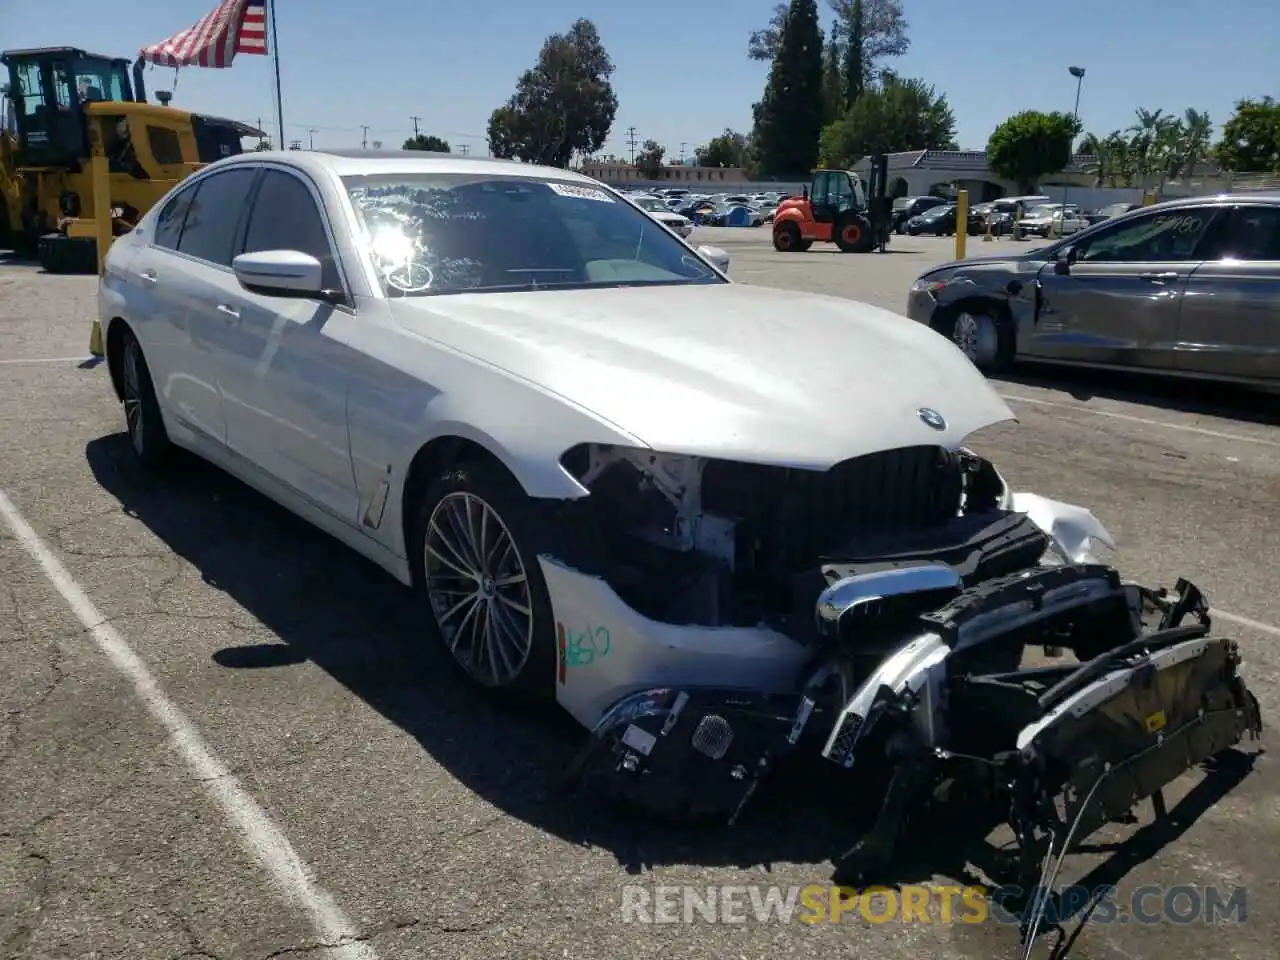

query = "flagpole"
[269,0,285,149]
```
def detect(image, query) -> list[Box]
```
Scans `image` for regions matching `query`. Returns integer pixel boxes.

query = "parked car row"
[896,194,1147,241]
[619,186,792,227]
[907,192,1280,389]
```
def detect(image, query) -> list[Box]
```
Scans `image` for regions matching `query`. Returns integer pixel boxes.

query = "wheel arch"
[933,295,1016,369]
[104,316,130,402]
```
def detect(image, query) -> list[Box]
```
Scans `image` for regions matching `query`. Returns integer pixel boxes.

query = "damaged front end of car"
[548,441,1264,944]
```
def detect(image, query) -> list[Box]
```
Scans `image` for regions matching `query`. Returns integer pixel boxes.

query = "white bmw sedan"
[98,149,1105,730]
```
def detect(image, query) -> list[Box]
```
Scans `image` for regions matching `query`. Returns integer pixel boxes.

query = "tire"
[38,234,97,274]
[117,326,173,468]
[411,460,558,704]
[834,213,874,253]
[773,221,803,252]
[933,304,1013,372]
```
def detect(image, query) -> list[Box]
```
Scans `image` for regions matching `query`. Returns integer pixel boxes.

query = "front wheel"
[834,214,874,253]
[412,461,558,703]
[934,306,1012,372]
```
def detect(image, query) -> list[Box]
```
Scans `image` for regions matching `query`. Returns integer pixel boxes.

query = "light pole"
[1058,65,1086,236]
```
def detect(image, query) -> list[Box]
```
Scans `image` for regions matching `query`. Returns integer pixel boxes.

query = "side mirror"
[1053,245,1077,275]
[232,249,324,297]
[697,244,730,273]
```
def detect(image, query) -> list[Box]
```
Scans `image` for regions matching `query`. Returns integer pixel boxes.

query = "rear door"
[1028,205,1222,370]
[1175,203,1280,384]
[133,167,258,444]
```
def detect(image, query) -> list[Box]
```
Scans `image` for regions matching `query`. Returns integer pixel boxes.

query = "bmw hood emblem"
[917,407,947,431]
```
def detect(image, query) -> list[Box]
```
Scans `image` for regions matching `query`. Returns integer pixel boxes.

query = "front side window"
[242,170,341,290]
[175,168,257,266]
[1076,208,1216,263]
[342,173,725,297]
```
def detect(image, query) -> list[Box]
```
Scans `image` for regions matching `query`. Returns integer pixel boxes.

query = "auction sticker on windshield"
[549,182,615,202]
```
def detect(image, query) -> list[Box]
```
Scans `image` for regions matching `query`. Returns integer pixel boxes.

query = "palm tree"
[1079,130,1134,187]
[1173,108,1213,181]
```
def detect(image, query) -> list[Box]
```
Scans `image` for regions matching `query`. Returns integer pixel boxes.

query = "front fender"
[1011,491,1116,563]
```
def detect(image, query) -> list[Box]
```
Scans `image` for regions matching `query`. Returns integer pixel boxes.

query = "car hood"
[390,284,1014,468]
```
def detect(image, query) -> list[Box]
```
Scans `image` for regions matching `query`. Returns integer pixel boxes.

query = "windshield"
[342,173,724,296]
[632,196,667,213]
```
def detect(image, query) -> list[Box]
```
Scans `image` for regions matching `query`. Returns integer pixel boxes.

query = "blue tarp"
[724,206,752,227]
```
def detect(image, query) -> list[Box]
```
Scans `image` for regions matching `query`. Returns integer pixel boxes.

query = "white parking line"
[1000,393,1280,448]
[0,356,94,365]
[0,489,379,960]
[1213,608,1280,639]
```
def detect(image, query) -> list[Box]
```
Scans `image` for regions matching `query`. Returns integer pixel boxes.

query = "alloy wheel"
[122,338,145,455]
[953,312,982,363]
[423,491,534,687]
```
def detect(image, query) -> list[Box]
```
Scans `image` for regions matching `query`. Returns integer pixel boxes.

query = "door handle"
[216,304,241,321]
[140,269,157,284]
[1139,271,1178,281]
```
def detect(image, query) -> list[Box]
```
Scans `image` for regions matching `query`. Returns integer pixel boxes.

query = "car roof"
[209,148,605,185]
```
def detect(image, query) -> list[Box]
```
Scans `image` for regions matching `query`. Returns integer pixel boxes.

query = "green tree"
[840,0,864,107]
[403,133,451,152]
[821,21,843,122]
[695,129,750,167]
[750,0,908,73]
[485,19,618,168]
[819,75,956,166]
[1215,96,1280,173]
[635,138,665,178]
[986,110,1082,192]
[753,0,825,178]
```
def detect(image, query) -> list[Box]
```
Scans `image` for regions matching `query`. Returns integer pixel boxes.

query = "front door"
[218,167,358,525]
[1176,203,1280,384]
[1029,206,1221,370]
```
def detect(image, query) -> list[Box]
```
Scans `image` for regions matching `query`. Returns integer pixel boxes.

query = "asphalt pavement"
[1,231,1277,960]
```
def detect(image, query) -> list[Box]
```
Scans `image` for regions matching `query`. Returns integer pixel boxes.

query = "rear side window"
[153,182,199,249]
[1216,206,1280,261]
[240,170,341,290]
[175,168,257,266]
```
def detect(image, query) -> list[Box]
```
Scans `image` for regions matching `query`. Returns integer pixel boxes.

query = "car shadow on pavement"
[997,364,1280,427]
[84,434,855,875]
[85,432,1254,891]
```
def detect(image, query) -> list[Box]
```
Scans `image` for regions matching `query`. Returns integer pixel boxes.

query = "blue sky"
[5,0,1276,158]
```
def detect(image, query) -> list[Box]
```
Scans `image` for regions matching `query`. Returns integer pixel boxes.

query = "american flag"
[138,0,268,69]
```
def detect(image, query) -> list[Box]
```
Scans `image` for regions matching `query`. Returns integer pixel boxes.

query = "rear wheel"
[117,327,173,468]
[773,221,803,252]
[834,213,874,253]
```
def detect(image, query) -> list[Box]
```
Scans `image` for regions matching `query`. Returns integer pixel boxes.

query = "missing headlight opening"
[555,442,1019,632]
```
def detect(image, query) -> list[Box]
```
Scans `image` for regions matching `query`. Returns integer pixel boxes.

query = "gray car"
[905,193,1280,389]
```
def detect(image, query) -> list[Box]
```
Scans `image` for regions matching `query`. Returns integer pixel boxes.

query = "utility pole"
[307,127,317,149]
[459,144,470,156]
[679,142,686,164]
[361,125,369,149]
[410,115,422,137]
[625,126,639,166]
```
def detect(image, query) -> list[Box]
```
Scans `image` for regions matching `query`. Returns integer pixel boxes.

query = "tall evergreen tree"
[753,0,825,178]
[821,21,843,123]
[841,0,864,107]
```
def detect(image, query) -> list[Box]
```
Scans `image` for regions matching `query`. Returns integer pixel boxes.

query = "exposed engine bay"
[547,443,1264,957]
[555,441,1030,635]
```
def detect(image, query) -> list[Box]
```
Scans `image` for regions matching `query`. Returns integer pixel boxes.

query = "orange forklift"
[771,156,892,253]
